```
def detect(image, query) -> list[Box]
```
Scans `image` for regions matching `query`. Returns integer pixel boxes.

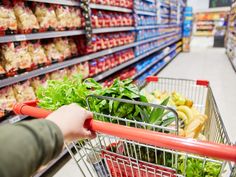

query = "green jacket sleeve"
[0,119,64,177]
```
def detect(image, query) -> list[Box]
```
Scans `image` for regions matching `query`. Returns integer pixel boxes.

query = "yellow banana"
[177,105,194,123]
[179,128,185,137]
[184,119,203,139]
[194,114,208,124]
[185,99,193,108]
[177,110,189,125]
[191,106,201,116]
[153,90,162,99]
[198,133,207,141]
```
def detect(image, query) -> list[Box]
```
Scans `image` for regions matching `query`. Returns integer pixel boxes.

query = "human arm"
[0,103,94,177]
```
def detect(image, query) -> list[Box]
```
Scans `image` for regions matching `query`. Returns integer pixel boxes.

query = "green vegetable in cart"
[37,75,175,128]
[178,156,222,177]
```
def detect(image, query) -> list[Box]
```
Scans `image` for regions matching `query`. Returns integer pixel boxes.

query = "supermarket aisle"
[51,37,236,177]
[159,37,236,142]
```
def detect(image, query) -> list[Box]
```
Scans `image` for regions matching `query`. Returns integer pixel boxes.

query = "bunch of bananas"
[152,90,208,140]
[177,105,207,139]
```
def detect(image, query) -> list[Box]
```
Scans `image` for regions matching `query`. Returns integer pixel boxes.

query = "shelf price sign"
[209,0,231,8]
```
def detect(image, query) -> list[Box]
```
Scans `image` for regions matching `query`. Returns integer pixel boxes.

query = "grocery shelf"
[136,24,180,30]
[33,144,73,177]
[136,50,181,87]
[0,32,179,88]
[160,3,170,8]
[143,0,155,3]
[0,30,85,43]
[136,49,181,87]
[90,3,132,13]
[0,27,136,43]
[136,10,156,16]
[94,37,181,81]
[152,48,181,76]
[161,14,169,18]
[131,46,178,80]
[93,27,135,33]
[170,15,177,19]
[27,0,80,6]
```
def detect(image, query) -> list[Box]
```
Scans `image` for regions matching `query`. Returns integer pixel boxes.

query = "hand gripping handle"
[13,103,236,162]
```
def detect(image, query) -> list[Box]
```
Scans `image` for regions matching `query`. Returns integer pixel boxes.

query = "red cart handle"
[13,103,236,162]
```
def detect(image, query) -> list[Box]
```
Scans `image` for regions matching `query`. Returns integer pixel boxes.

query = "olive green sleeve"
[0,119,64,177]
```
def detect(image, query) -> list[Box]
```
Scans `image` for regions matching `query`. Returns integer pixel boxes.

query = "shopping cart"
[13,76,236,177]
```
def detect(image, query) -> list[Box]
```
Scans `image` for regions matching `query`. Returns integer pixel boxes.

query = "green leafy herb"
[178,156,222,177]
[149,97,170,124]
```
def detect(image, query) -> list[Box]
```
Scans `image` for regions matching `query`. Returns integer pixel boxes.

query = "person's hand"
[46,103,96,141]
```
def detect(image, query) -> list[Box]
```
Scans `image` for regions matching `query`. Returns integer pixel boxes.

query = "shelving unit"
[136,10,157,16]
[0,27,138,43]
[194,11,228,36]
[136,24,180,30]
[136,47,182,86]
[153,48,181,75]
[0,30,84,43]
[94,37,181,81]
[132,41,182,80]
[27,0,80,6]
[90,3,132,13]
[0,32,179,89]
[226,0,236,72]
[0,0,185,175]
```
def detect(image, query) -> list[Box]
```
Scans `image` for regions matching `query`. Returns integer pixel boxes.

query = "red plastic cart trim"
[13,103,236,163]
[196,80,209,87]
[146,76,158,82]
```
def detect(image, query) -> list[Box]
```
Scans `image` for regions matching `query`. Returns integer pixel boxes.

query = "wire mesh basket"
[13,76,235,177]
[64,76,234,177]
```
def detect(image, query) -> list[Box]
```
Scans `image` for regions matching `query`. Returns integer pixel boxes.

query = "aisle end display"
[194,11,228,37]
[182,6,193,52]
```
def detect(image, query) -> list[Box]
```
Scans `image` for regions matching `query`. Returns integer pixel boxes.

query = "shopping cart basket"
[13,76,236,177]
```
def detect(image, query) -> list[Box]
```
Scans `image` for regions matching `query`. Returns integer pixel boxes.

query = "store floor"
[159,37,236,143]
[49,37,236,177]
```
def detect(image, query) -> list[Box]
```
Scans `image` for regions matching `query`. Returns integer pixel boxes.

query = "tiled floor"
[52,37,236,177]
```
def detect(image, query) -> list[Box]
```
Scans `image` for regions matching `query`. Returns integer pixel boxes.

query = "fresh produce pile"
[141,89,208,140]
[37,75,175,128]
[37,76,222,177]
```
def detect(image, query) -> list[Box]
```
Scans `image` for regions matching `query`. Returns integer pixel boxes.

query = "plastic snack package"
[79,61,89,78]
[27,40,49,68]
[13,1,39,34]
[0,42,19,75]
[13,80,36,103]
[89,59,98,77]
[0,64,6,79]
[0,86,17,118]
[70,7,82,29]
[33,2,58,32]
[54,4,71,30]
[43,40,64,63]
[30,74,49,90]
[68,38,78,57]
[54,38,72,60]
[0,0,17,35]
[67,65,80,78]
[16,41,33,73]
[49,69,68,80]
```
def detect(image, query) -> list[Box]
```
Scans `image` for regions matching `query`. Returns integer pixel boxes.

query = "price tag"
[9,116,21,124]
[14,35,27,41]
[108,49,113,54]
